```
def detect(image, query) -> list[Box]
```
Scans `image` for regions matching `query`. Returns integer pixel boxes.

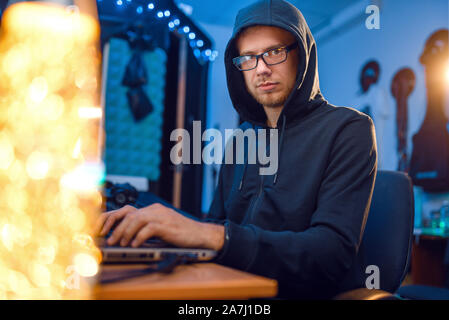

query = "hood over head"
[225,0,326,128]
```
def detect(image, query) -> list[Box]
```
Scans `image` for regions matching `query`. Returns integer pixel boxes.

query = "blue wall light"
[194,49,201,58]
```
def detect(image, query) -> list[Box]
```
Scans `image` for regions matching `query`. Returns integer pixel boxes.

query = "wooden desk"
[94,263,278,300]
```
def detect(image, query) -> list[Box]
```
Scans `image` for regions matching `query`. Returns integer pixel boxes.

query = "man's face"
[236,25,299,109]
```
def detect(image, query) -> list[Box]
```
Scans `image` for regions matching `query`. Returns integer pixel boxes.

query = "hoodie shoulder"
[238,121,254,130]
[318,103,374,125]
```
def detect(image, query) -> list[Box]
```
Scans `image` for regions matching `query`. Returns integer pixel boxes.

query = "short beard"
[250,85,293,109]
[247,85,294,109]
[255,95,286,108]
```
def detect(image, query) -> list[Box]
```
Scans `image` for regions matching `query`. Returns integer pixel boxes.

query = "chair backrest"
[359,170,415,293]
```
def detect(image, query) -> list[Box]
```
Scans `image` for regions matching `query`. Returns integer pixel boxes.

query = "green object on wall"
[104,38,166,180]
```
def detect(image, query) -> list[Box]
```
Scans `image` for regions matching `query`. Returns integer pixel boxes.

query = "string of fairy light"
[97,0,219,62]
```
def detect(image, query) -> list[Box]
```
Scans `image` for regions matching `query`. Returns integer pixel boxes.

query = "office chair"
[396,284,449,300]
[334,170,415,300]
[396,223,449,299]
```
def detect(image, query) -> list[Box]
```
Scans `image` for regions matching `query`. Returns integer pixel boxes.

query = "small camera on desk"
[102,181,139,211]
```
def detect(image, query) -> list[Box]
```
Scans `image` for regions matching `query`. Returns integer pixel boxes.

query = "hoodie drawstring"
[273,114,286,185]
[238,161,248,191]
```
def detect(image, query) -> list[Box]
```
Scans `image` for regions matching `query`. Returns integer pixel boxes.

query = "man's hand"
[94,204,225,251]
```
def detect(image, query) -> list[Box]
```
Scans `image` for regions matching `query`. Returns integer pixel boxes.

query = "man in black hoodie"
[97,0,377,299]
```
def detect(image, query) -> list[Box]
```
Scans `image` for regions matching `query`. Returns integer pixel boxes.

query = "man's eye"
[269,48,283,55]
[240,56,253,62]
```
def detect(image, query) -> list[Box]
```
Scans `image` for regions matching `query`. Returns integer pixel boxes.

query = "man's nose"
[255,57,272,76]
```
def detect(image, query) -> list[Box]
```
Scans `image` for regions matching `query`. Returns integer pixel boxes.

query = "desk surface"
[94,263,278,300]
[414,227,449,239]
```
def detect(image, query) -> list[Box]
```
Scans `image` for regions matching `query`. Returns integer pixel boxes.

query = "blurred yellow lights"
[1,2,99,42]
[41,94,65,121]
[60,163,105,194]
[30,263,51,288]
[446,62,449,84]
[73,138,82,159]
[1,224,14,252]
[0,2,103,299]
[28,77,49,103]
[78,107,103,119]
[74,253,99,278]
[26,151,52,180]
[37,246,56,265]
[0,134,15,170]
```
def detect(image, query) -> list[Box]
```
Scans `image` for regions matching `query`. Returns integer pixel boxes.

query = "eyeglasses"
[233,42,298,71]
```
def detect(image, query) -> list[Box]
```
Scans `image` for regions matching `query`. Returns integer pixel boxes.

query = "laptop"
[96,237,217,264]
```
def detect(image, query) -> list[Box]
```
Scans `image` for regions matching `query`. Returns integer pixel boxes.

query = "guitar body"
[409,29,449,191]
[409,120,449,191]
[391,68,415,172]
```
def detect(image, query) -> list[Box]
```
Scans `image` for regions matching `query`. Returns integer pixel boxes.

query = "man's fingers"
[95,208,122,236]
[101,211,124,236]
[94,211,112,235]
[101,205,136,236]
[119,213,148,247]
[131,224,156,248]
[107,214,132,245]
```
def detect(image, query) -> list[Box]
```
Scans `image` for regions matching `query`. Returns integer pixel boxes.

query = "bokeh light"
[0,2,103,299]
[445,61,449,84]
[74,253,99,278]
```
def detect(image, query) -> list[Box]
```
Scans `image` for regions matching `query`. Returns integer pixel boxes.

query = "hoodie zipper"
[240,115,286,225]
[241,124,266,225]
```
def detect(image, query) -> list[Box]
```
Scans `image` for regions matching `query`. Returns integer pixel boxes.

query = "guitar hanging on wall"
[359,60,380,118]
[409,29,449,192]
[391,68,415,172]
[361,60,380,93]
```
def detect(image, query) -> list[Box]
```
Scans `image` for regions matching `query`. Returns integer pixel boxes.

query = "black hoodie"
[207,0,377,299]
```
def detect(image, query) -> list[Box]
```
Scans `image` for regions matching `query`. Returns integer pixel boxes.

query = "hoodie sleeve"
[213,116,377,298]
